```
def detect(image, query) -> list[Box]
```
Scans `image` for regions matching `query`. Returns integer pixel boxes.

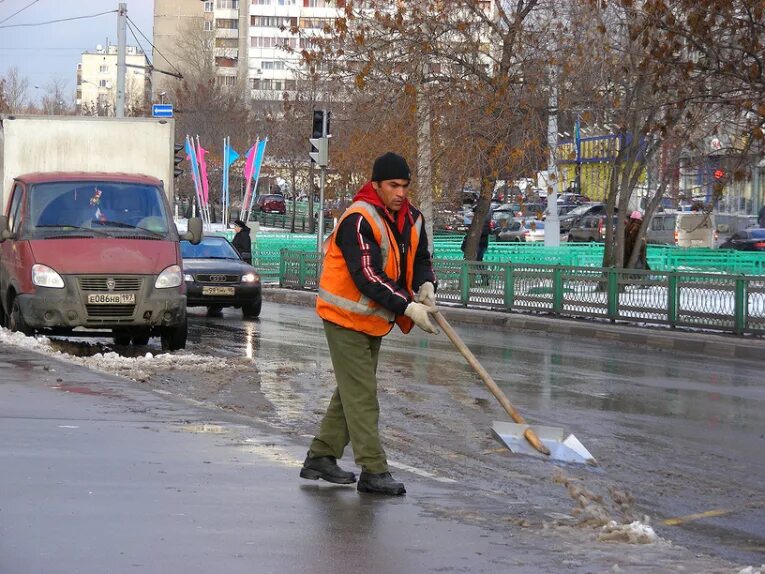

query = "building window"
[99,64,109,73]
[261,60,285,70]
[251,16,296,28]
[252,0,272,5]
[251,36,297,49]
[300,17,334,30]
[216,38,239,48]
[217,0,239,7]
[204,21,213,31]
[217,75,237,86]
[303,0,324,6]
[216,19,238,29]
[204,1,213,11]
[99,79,109,87]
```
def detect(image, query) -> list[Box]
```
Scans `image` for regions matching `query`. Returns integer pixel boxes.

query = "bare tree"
[40,79,72,115]
[1,67,30,113]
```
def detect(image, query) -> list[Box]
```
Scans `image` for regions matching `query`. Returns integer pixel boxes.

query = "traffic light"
[310,109,330,166]
[312,110,324,138]
[309,136,328,166]
[174,142,184,178]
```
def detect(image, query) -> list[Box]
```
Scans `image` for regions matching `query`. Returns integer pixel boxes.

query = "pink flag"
[241,142,258,219]
[243,144,256,182]
[197,143,210,206]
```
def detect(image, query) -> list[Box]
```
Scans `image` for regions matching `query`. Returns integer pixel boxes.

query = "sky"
[0,0,154,103]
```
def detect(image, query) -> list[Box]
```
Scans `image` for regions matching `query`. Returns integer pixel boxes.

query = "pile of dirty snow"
[0,328,229,381]
[598,520,658,544]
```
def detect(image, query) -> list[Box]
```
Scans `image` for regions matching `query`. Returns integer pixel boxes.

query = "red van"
[0,173,202,351]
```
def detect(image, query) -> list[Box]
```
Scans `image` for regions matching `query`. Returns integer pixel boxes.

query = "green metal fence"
[278,249,765,336]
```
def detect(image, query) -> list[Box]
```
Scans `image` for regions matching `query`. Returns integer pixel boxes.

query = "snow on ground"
[0,328,228,382]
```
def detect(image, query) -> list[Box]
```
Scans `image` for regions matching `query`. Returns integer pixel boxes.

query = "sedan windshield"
[181,237,240,259]
[28,181,170,238]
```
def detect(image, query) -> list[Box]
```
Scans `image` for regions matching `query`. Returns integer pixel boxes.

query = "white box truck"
[0,115,201,351]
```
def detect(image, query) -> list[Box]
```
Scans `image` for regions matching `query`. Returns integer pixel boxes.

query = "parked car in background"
[568,214,619,242]
[557,192,590,206]
[496,219,545,243]
[515,202,546,218]
[181,235,262,318]
[675,212,716,248]
[646,212,677,245]
[254,194,287,214]
[718,228,765,251]
[558,202,607,233]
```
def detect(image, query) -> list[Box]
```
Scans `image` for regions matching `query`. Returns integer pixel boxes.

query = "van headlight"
[32,264,65,288]
[155,265,183,288]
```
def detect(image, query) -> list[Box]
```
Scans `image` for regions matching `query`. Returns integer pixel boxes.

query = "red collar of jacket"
[353,181,414,234]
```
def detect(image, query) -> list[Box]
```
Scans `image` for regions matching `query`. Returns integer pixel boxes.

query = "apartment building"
[153,0,344,104]
[76,45,149,115]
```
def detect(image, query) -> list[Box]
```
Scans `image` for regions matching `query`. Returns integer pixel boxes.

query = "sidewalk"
[265,287,765,362]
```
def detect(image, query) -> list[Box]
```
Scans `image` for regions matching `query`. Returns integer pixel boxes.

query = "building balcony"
[215,28,239,39]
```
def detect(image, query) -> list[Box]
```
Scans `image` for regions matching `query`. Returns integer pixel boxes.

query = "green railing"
[278,249,765,336]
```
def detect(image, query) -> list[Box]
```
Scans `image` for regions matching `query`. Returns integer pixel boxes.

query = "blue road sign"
[152,104,174,118]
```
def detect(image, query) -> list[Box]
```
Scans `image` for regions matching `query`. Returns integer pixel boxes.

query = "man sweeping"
[300,152,439,495]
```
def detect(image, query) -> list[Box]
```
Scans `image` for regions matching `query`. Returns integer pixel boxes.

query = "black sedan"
[718,228,765,251]
[181,235,262,318]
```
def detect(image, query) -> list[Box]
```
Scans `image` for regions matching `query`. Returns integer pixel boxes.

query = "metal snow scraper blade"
[432,310,597,466]
[491,422,597,465]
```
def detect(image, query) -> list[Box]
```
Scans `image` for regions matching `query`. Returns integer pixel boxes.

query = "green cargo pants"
[308,320,388,474]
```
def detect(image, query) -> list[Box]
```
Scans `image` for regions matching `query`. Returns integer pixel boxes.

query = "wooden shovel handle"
[432,310,551,456]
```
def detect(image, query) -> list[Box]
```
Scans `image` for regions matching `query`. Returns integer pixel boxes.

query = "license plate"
[202,286,235,296]
[87,293,135,304]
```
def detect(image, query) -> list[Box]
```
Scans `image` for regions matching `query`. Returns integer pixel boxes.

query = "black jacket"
[232,227,252,259]
[334,203,436,317]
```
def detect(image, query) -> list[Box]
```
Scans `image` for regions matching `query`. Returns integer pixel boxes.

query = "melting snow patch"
[737,567,765,574]
[598,520,658,544]
[0,328,229,380]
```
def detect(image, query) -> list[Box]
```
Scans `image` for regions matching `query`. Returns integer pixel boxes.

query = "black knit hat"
[371,152,411,182]
[233,219,248,228]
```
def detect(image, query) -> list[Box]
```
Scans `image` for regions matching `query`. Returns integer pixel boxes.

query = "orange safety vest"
[316,201,423,337]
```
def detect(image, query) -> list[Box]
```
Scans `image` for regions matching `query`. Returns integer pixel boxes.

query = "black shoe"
[299,454,356,484]
[357,471,406,495]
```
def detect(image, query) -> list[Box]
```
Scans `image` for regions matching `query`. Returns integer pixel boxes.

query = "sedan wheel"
[242,300,261,319]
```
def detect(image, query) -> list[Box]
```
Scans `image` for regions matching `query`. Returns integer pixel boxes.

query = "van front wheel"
[9,297,32,336]
[161,320,187,352]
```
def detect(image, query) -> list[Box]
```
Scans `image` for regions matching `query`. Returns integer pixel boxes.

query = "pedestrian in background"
[758,204,765,228]
[300,152,438,496]
[624,211,649,271]
[231,219,252,265]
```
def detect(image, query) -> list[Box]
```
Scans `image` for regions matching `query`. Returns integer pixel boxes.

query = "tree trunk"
[416,88,435,255]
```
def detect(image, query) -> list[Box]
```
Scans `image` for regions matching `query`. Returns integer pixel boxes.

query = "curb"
[263,287,765,362]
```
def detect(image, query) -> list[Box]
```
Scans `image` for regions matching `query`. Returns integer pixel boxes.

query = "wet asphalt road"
[176,301,765,567]
[39,299,765,570]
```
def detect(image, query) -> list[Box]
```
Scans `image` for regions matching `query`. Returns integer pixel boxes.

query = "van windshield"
[27,181,170,239]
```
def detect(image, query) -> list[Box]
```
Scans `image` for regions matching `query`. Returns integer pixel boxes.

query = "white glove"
[414,281,436,307]
[404,302,439,334]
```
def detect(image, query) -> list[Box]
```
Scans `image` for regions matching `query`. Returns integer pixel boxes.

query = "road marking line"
[389,460,457,483]
[662,508,732,526]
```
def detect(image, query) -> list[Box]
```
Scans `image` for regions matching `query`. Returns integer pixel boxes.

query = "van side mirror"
[182,217,203,245]
[0,216,11,242]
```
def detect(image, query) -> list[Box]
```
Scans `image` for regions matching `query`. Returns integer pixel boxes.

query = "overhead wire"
[126,15,183,78]
[0,0,39,25]
[125,17,153,72]
[0,9,116,29]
